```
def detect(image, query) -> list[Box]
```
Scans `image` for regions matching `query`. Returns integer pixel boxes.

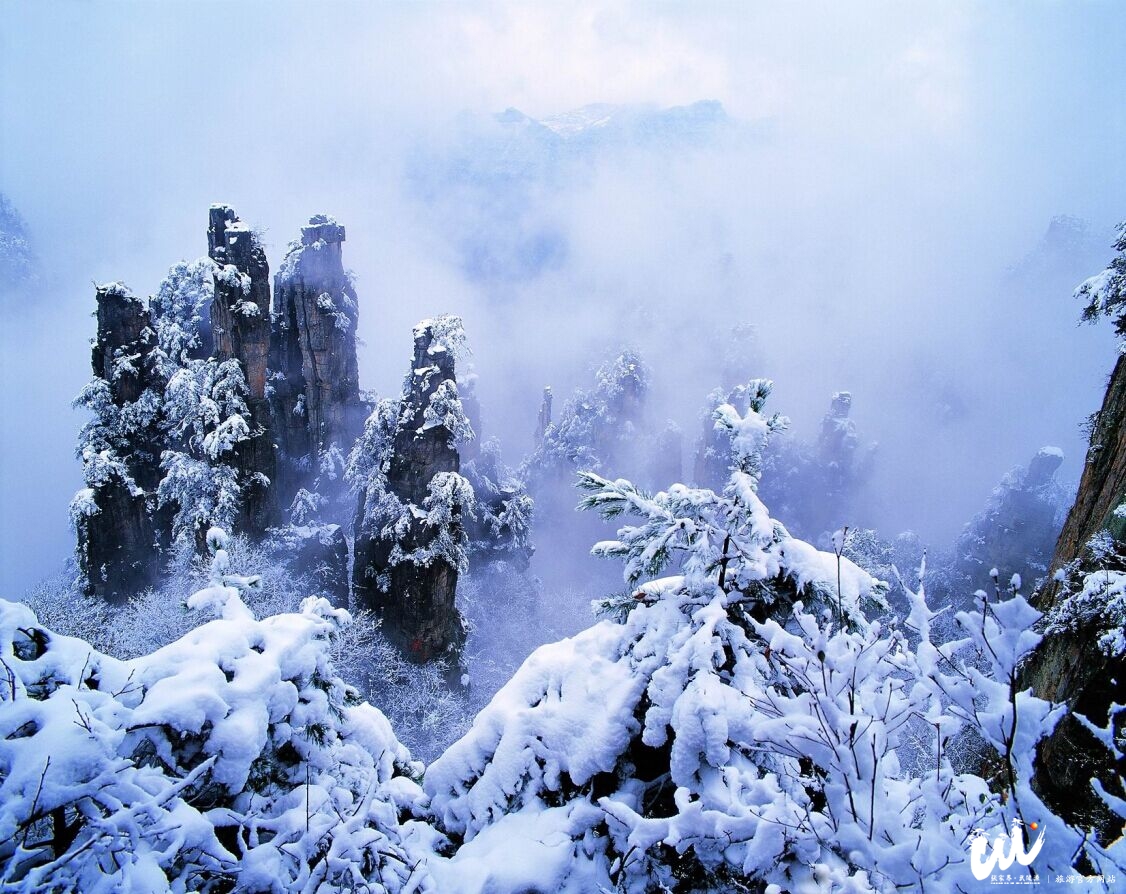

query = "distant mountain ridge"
[503,99,729,146]
[407,100,730,286]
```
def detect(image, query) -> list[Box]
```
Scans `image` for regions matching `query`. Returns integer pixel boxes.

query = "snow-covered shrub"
[425,385,1122,892]
[0,529,433,893]
[427,385,910,892]
[910,569,1125,880]
[149,258,216,369]
[346,398,398,497]
[396,473,475,572]
[25,531,355,662]
[423,380,474,445]
[1045,531,1126,657]
[158,356,255,548]
[1076,221,1126,344]
[347,628,472,764]
[17,573,122,657]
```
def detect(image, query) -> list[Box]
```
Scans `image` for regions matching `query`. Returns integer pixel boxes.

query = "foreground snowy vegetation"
[0,528,433,893]
[3,385,1123,891]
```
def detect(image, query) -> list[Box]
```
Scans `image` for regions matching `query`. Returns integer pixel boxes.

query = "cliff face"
[1043,354,1126,582]
[1024,355,1126,841]
[352,318,471,661]
[1021,231,1126,842]
[271,216,366,509]
[207,206,276,533]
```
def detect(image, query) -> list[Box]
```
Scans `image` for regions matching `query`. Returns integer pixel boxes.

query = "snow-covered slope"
[0,531,434,893]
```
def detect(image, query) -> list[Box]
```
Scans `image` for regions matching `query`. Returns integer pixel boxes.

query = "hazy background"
[2,1,1124,595]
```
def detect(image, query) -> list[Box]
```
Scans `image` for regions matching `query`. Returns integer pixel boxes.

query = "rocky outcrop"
[207,205,276,532]
[1023,358,1126,842]
[1044,356,1126,582]
[208,206,271,399]
[385,324,461,506]
[352,318,472,661]
[943,446,1065,604]
[76,207,528,658]
[74,472,158,602]
[75,284,162,601]
[75,207,369,598]
[524,349,652,494]
[1020,234,1126,844]
[91,283,156,410]
[271,216,366,508]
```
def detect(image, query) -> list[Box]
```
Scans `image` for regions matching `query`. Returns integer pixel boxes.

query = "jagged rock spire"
[351,316,473,662]
[207,205,276,532]
[74,283,162,601]
[535,385,552,445]
[270,215,365,507]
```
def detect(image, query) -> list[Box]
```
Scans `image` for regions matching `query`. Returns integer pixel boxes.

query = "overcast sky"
[2,1,1124,594]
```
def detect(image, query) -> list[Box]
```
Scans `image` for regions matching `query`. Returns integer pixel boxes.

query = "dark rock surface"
[1024,356,1126,842]
[270,215,366,508]
[353,320,467,661]
[207,205,276,533]
[77,208,368,595]
[76,283,162,601]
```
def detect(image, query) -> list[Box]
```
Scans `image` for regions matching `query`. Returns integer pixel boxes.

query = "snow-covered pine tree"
[461,436,535,570]
[426,381,914,892]
[150,260,259,555]
[753,390,875,546]
[691,381,762,490]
